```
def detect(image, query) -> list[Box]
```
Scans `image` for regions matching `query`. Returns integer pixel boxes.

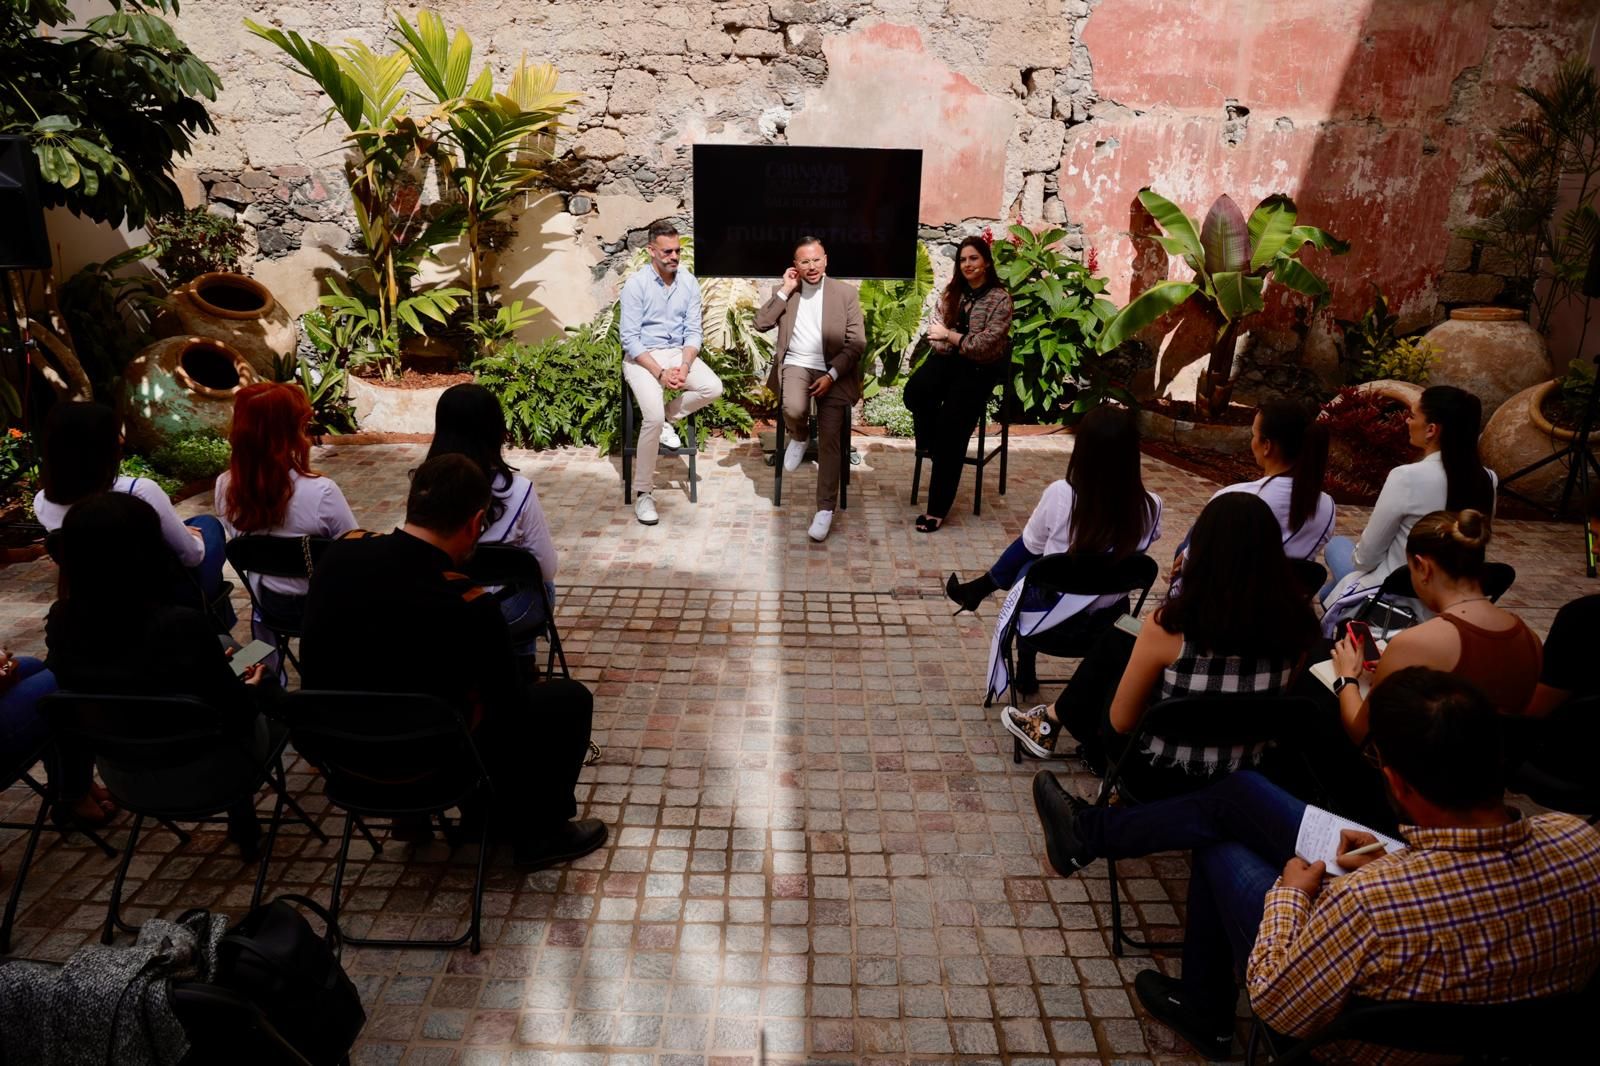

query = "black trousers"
[904,354,999,519]
[481,678,593,832]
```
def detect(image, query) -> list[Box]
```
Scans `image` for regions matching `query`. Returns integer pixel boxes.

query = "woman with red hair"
[214,383,358,637]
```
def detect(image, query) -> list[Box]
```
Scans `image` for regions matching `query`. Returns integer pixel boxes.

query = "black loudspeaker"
[0,135,51,270]
[1585,239,1600,299]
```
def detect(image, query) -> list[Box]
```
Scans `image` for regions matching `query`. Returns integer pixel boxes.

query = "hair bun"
[1451,508,1490,548]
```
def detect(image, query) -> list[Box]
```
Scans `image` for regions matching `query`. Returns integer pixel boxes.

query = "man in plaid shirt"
[1032,667,1600,1061]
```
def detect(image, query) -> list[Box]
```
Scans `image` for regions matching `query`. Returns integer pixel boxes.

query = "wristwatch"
[1332,676,1360,695]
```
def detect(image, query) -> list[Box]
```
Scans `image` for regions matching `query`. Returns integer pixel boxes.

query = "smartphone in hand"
[227,639,276,677]
[1346,621,1381,667]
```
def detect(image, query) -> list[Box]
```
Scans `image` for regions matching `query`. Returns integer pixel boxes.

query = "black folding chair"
[1356,561,1516,627]
[1245,981,1597,1064]
[224,534,335,671]
[279,690,494,953]
[992,553,1160,762]
[461,544,569,679]
[1096,692,1322,956]
[40,692,322,945]
[1506,694,1600,822]
[910,373,1012,517]
[621,371,699,504]
[44,529,237,634]
[771,385,851,511]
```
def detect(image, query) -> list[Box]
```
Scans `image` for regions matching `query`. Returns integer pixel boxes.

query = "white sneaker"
[659,422,682,450]
[634,493,659,525]
[783,438,809,472]
[808,509,834,542]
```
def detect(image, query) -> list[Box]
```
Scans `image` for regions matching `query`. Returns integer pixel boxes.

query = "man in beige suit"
[754,236,866,542]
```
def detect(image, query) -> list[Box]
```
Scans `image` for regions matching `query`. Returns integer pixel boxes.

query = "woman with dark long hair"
[904,235,1014,531]
[945,405,1162,701]
[1321,385,1496,631]
[45,492,278,856]
[1008,493,1317,797]
[427,383,557,649]
[215,383,358,634]
[1171,399,1335,578]
[33,401,231,619]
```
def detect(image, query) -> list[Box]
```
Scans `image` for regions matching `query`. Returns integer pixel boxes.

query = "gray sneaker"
[634,493,659,525]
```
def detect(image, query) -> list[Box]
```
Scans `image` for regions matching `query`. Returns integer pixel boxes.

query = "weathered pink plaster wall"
[1061,0,1599,335]
[785,24,1018,226]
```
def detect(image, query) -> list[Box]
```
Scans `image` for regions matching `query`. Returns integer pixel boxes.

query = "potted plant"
[1098,188,1348,419]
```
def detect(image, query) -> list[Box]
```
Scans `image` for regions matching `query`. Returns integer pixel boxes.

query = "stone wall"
[130,1,1598,382]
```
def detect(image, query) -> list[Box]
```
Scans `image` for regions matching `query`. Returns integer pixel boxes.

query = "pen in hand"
[1339,841,1386,863]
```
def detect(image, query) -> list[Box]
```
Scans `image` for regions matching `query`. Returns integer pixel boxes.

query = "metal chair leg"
[103,813,145,945]
[974,416,986,517]
[251,788,286,909]
[773,405,785,507]
[351,816,382,854]
[998,415,1009,496]
[839,420,850,511]
[469,814,491,954]
[1,792,51,953]
[324,816,356,947]
[272,761,328,843]
[687,416,698,504]
[159,819,192,846]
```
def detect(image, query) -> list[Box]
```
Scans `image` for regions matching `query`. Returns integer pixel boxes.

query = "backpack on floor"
[213,894,366,1065]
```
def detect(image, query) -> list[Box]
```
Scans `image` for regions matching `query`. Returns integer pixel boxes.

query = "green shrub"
[1,429,33,496]
[146,207,246,285]
[149,430,231,485]
[863,386,915,437]
[473,324,625,451]
[1357,336,1437,385]
[1559,357,1595,424]
[119,454,180,497]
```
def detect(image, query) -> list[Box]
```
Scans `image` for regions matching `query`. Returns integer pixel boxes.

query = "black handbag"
[213,894,366,1065]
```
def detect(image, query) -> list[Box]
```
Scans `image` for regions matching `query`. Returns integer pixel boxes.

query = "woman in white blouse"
[215,383,359,640]
[1320,385,1496,632]
[1171,400,1335,579]
[944,405,1163,701]
[427,384,559,652]
[34,401,231,622]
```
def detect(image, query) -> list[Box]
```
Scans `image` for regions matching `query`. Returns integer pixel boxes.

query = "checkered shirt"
[1247,812,1600,1065]
[1141,644,1295,775]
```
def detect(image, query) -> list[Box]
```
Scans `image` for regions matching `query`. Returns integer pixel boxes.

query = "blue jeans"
[0,657,56,758]
[989,536,1041,589]
[501,581,557,656]
[1075,771,1305,1024]
[1320,535,1358,599]
[181,515,235,628]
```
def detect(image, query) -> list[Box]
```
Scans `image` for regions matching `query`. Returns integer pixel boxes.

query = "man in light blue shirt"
[619,220,723,525]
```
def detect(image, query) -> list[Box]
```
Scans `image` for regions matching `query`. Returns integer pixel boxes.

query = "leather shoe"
[1133,970,1235,1060]
[515,818,608,869]
[1031,770,1093,876]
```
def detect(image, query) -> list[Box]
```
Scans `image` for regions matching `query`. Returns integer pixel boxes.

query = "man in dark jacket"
[301,453,604,868]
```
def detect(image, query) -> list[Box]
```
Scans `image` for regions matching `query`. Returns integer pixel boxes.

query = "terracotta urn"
[121,336,257,451]
[168,271,296,378]
[1480,379,1599,506]
[1421,307,1552,427]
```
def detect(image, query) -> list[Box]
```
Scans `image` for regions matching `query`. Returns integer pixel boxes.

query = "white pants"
[622,348,723,493]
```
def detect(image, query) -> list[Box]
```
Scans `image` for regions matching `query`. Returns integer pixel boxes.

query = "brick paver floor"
[1,433,1591,1064]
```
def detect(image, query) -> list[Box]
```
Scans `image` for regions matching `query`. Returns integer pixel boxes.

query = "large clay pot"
[1480,380,1600,506]
[346,374,452,434]
[168,271,296,378]
[1421,307,1552,427]
[121,336,257,451]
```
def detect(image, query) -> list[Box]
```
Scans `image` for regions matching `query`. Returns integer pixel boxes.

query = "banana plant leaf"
[1201,194,1250,275]
[1211,270,1266,325]
[1097,279,1199,353]
[1270,256,1332,306]
[1247,194,1298,270]
[1137,188,1204,265]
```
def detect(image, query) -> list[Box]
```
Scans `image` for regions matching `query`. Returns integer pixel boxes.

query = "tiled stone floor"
[1,434,1592,1064]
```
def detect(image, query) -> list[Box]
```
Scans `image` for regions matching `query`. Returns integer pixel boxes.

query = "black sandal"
[914,514,944,533]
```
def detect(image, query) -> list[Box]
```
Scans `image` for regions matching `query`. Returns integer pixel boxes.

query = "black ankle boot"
[946,572,997,613]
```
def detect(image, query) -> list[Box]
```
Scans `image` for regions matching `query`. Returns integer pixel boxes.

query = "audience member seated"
[298,454,604,869]
[44,492,276,857]
[426,383,558,654]
[1017,494,1317,796]
[1031,667,1600,1060]
[2,639,110,830]
[1321,385,1496,632]
[1328,509,1540,743]
[1525,486,1600,717]
[33,401,230,620]
[944,405,1162,703]
[1171,399,1334,581]
[215,382,358,644]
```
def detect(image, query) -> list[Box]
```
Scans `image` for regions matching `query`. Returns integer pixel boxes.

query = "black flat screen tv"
[692,145,923,279]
